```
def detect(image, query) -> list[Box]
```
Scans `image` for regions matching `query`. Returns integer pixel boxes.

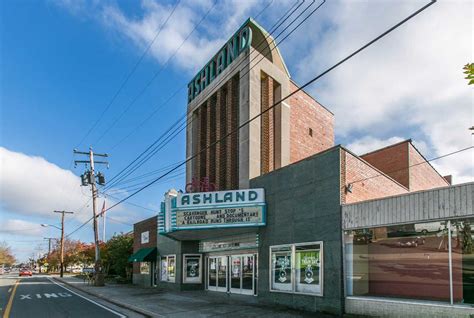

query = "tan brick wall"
[342,149,408,204]
[289,81,334,163]
[408,143,449,191]
[132,216,157,274]
[361,141,410,188]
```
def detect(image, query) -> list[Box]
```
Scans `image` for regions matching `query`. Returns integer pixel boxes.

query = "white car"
[414,222,442,235]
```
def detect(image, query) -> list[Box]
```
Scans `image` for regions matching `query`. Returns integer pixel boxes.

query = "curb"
[53,277,159,318]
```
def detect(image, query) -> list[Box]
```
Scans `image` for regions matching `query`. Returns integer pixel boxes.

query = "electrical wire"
[109,0,303,151]
[64,0,439,239]
[102,0,306,189]
[76,0,182,148]
[94,0,218,146]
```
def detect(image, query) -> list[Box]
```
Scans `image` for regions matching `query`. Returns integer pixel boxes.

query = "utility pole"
[43,237,54,256]
[74,147,108,287]
[54,210,74,278]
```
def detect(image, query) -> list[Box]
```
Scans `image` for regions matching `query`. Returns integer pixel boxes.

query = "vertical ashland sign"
[187,21,253,103]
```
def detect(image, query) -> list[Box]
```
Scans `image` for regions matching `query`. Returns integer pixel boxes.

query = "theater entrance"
[206,254,257,295]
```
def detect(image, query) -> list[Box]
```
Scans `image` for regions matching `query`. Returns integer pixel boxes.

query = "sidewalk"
[55,276,336,318]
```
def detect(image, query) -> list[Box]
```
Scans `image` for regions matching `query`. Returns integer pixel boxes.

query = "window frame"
[182,254,202,284]
[160,254,177,283]
[269,241,324,296]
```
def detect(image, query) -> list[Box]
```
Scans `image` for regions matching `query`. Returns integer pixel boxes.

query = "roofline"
[408,141,450,186]
[342,181,473,207]
[359,139,412,157]
[340,145,409,191]
[249,17,291,78]
[289,78,334,116]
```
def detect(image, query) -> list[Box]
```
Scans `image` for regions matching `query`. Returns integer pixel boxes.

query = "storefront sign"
[176,206,264,229]
[178,189,264,208]
[141,231,149,244]
[159,188,266,233]
[188,23,252,103]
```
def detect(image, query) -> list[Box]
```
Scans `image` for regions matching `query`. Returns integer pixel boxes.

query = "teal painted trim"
[174,222,265,231]
[175,202,266,211]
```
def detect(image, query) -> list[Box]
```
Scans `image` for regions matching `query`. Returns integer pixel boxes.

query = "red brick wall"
[361,141,410,188]
[408,143,449,191]
[261,74,275,173]
[289,81,334,163]
[342,149,408,204]
[132,216,157,274]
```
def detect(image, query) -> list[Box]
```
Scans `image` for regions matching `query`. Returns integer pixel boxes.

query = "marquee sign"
[159,189,266,233]
[188,22,253,104]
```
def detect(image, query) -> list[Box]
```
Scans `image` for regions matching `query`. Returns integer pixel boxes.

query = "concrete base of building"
[132,273,153,287]
[345,297,474,318]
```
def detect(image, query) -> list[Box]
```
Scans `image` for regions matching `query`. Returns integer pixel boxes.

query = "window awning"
[128,247,157,262]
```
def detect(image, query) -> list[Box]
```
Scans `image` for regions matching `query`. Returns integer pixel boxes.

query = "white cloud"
[346,136,405,155]
[0,147,91,219]
[292,0,473,184]
[0,219,46,237]
[56,0,263,73]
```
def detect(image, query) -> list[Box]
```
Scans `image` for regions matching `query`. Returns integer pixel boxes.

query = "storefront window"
[271,246,292,292]
[295,244,321,294]
[451,218,474,305]
[140,262,150,274]
[345,221,450,302]
[270,242,323,295]
[160,255,176,282]
[183,254,202,284]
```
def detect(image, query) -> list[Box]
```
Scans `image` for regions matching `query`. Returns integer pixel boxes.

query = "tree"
[463,63,474,85]
[0,241,16,266]
[103,233,133,278]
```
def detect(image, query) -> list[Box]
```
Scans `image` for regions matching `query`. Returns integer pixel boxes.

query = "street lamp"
[41,212,74,278]
[41,224,61,230]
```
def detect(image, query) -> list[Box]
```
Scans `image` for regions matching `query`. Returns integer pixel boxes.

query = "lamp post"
[42,210,73,278]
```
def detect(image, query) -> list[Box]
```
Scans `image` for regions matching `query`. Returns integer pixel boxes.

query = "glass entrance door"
[208,256,227,292]
[230,255,254,295]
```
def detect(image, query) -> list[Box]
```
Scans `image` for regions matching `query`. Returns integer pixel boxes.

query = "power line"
[68,0,438,237]
[76,0,182,148]
[349,145,473,185]
[101,0,307,189]
[94,0,218,146]
[109,0,303,151]
[84,0,436,221]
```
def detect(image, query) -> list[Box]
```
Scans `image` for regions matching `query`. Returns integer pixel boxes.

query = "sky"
[0,0,472,262]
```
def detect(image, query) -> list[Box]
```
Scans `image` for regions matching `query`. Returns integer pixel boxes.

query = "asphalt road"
[0,275,140,318]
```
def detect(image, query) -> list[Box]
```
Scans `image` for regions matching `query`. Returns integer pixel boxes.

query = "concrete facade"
[250,147,344,315]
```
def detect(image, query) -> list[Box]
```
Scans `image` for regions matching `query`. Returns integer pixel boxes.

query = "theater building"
[132,18,474,317]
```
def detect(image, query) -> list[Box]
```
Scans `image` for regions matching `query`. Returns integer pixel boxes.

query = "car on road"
[19,268,33,277]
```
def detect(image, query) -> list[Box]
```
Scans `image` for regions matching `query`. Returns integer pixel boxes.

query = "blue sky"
[1,0,472,261]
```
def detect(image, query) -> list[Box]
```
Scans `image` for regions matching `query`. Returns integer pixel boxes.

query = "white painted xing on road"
[20,292,72,299]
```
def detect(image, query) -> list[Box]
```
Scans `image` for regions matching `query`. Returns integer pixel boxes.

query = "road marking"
[19,295,31,300]
[47,278,126,318]
[7,288,11,293]
[2,279,20,318]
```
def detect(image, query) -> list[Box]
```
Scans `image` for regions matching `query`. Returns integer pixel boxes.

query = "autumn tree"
[0,241,16,266]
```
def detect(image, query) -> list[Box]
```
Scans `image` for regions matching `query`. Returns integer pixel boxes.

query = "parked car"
[414,222,442,235]
[19,268,32,277]
[397,236,425,247]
